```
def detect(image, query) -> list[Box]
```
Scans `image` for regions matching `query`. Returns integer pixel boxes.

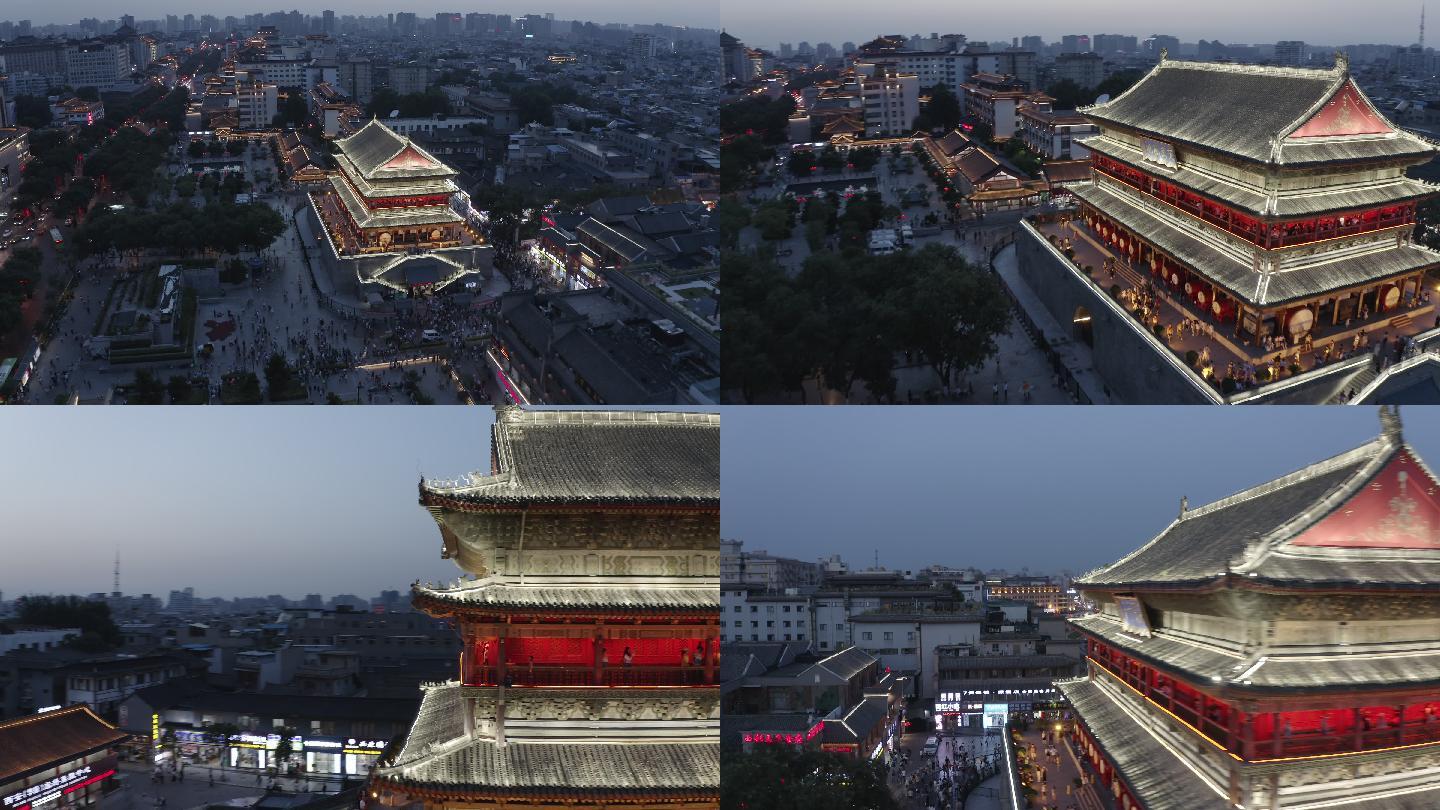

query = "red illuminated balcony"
[462,663,717,688]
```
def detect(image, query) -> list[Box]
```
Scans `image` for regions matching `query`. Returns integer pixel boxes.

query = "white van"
[421,329,443,341]
[921,736,939,757]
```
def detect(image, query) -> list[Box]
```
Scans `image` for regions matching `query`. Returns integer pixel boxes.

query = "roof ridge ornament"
[1380,405,1403,443]
[1179,495,1188,517]
[1335,50,1349,76]
[1158,47,1168,62]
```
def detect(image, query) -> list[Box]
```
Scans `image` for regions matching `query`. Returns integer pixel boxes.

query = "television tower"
[112,549,121,597]
[1422,5,1427,49]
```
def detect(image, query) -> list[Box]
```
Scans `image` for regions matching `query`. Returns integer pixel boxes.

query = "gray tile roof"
[1058,677,1230,810]
[421,407,718,506]
[336,119,458,180]
[1081,60,1434,168]
[390,682,466,764]
[1072,182,1440,306]
[328,175,463,229]
[379,735,718,795]
[825,695,890,744]
[413,580,718,612]
[1077,437,1388,587]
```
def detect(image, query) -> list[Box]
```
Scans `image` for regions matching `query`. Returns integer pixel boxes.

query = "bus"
[49,227,62,246]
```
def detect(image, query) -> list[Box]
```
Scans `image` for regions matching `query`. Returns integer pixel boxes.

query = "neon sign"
[742,721,823,746]
[3,766,97,807]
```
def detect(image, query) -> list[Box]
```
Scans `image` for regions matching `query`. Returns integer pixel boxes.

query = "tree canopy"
[16,595,121,651]
[913,84,962,132]
[74,201,285,257]
[721,746,898,810]
[723,242,1010,403]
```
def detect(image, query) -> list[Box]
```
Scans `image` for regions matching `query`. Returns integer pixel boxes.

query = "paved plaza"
[18,187,515,405]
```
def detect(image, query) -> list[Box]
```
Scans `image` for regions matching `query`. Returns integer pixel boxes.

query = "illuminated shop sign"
[741,722,824,745]
[305,740,343,750]
[152,714,161,748]
[2,763,112,808]
[343,739,386,756]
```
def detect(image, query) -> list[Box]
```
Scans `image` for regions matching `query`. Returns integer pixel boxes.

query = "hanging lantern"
[1198,290,1208,306]
[1170,272,1180,286]
[1213,300,1223,317]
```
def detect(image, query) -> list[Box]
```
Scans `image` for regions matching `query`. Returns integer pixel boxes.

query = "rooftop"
[0,706,129,783]
[1081,56,1435,166]
[419,407,719,507]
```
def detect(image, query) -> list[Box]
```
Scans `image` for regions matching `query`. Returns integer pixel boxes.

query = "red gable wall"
[1288,448,1440,549]
[1288,81,1393,139]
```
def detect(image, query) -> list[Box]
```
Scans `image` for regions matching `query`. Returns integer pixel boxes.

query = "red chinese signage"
[1289,449,1440,549]
[742,722,823,746]
[1288,82,1392,139]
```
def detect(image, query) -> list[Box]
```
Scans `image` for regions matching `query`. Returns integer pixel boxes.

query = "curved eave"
[1086,114,1435,169]
[1079,575,1440,596]
[409,589,720,620]
[1089,138,1439,220]
[418,491,719,513]
[369,775,718,803]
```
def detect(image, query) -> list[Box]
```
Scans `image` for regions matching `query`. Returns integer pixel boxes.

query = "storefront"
[341,739,386,778]
[226,734,383,777]
[0,707,128,810]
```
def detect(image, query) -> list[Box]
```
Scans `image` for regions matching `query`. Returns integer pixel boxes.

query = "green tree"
[131,370,166,404]
[1045,78,1089,110]
[722,745,898,810]
[897,244,1012,395]
[13,95,52,128]
[927,83,961,131]
[1094,69,1144,102]
[16,596,121,649]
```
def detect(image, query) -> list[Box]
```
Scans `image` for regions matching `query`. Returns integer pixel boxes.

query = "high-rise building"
[388,63,430,96]
[322,9,336,34]
[64,40,130,90]
[338,58,373,103]
[1021,35,1045,53]
[1147,34,1180,57]
[1063,409,1440,808]
[629,33,658,64]
[434,12,462,37]
[236,80,278,129]
[1055,51,1106,89]
[1061,34,1091,54]
[1092,34,1138,56]
[367,408,720,810]
[856,62,919,137]
[1275,40,1307,65]
[394,12,417,35]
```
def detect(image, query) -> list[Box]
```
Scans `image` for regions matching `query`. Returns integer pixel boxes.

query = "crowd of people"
[891,732,1002,810]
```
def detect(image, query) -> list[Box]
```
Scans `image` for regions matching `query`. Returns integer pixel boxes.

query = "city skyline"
[0,407,497,600]
[724,0,1427,53]
[720,406,1437,576]
[8,4,720,32]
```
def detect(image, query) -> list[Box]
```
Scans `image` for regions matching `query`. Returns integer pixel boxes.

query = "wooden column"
[1241,713,1255,761]
[1354,707,1364,753]
[1272,711,1283,757]
[703,635,716,684]
[1397,704,1407,745]
[497,626,508,685]
[593,631,604,686]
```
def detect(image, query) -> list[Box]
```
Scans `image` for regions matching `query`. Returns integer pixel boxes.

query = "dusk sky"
[24,4,719,31]
[0,407,496,601]
[721,0,1425,52]
[720,407,1438,577]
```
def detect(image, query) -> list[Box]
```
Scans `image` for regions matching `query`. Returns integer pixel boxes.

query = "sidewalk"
[990,242,1113,404]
